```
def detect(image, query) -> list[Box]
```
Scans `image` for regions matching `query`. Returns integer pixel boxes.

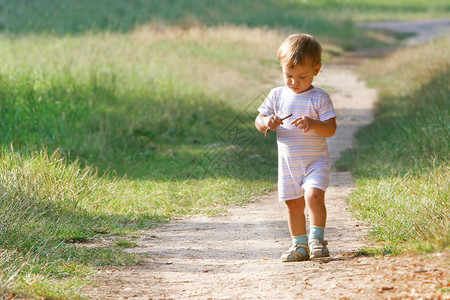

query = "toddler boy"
[255,33,337,261]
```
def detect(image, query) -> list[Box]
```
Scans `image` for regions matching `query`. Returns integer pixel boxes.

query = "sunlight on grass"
[0,24,281,298]
[0,150,144,298]
[339,37,450,253]
[0,25,285,175]
[350,165,449,251]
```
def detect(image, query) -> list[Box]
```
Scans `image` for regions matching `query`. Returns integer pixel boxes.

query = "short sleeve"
[257,89,275,116]
[318,92,336,121]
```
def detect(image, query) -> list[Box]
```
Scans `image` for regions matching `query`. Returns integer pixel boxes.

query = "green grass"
[0,28,282,176]
[0,19,281,300]
[338,37,450,253]
[1,0,449,298]
[0,150,145,298]
[115,239,137,248]
[0,26,280,297]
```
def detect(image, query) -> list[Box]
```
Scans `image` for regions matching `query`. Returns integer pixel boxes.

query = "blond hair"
[277,33,322,68]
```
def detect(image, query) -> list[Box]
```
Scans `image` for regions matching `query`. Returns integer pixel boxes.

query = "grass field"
[0,25,281,297]
[0,0,449,298]
[338,37,450,254]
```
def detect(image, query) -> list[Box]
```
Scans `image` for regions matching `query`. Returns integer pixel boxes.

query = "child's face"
[282,61,322,94]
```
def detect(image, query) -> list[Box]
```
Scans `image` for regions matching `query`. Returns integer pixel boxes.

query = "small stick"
[264,114,292,136]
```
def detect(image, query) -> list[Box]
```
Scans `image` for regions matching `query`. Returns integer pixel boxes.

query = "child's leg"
[304,187,329,258]
[304,187,326,228]
[281,197,309,262]
[285,197,307,236]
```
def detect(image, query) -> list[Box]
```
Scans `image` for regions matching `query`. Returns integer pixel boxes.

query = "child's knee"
[305,188,325,206]
[285,197,305,211]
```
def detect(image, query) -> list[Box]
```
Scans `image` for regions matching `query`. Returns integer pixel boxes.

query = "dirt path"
[84,22,449,299]
[357,18,450,45]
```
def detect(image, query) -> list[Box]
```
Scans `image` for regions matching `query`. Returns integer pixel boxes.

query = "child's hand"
[291,116,313,132]
[265,114,284,131]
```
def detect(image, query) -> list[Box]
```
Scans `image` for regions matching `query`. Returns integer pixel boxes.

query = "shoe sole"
[281,257,310,262]
[310,253,330,259]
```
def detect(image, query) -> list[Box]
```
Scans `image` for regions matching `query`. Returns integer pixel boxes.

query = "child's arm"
[255,113,284,133]
[291,116,337,138]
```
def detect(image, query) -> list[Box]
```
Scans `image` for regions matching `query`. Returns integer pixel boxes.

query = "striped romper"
[258,86,336,202]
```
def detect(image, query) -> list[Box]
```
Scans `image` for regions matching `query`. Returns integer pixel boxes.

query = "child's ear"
[314,63,322,76]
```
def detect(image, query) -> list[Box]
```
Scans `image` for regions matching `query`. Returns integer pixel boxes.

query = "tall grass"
[0,24,281,298]
[338,37,450,253]
[0,150,144,298]
[0,26,283,176]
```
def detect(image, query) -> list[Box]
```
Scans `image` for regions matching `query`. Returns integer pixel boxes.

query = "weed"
[115,240,137,248]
